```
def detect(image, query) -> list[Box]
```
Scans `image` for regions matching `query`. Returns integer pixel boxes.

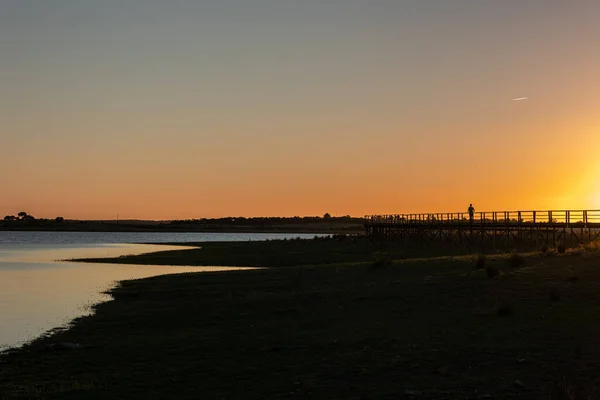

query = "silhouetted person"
[468,204,475,223]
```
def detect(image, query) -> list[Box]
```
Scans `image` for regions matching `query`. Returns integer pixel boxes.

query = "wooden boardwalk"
[364,210,600,253]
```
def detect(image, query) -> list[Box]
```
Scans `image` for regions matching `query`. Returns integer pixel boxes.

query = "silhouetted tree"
[17,212,28,220]
[323,213,331,219]
[4,215,15,221]
[55,217,64,223]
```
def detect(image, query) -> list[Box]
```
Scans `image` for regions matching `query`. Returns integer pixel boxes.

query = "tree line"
[3,212,64,223]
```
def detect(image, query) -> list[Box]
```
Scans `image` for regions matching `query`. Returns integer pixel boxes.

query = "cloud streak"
[512,97,528,101]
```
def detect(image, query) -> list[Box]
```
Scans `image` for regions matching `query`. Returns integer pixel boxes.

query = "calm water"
[0,231,318,352]
[0,231,321,245]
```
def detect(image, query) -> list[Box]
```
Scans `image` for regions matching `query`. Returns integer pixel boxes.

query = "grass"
[582,240,600,251]
[71,236,470,267]
[495,300,514,316]
[549,376,598,400]
[549,287,561,301]
[566,268,579,283]
[557,243,567,254]
[4,239,600,398]
[485,265,502,279]
[2,378,102,398]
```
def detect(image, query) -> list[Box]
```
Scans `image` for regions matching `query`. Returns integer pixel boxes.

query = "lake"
[0,231,321,352]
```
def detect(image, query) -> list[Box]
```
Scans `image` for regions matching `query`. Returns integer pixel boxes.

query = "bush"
[474,254,486,270]
[508,252,524,268]
[541,248,558,257]
[557,243,566,254]
[540,244,549,254]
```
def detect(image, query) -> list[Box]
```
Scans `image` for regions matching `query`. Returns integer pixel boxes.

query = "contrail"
[512,97,528,101]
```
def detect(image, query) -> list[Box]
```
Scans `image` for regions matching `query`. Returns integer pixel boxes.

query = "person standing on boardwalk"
[468,204,475,223]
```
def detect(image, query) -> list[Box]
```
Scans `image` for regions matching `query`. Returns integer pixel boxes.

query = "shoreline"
[0,243,211,355]
[3,239,600,398]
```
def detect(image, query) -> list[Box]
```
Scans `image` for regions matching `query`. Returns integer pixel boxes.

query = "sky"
[1,0,599,219]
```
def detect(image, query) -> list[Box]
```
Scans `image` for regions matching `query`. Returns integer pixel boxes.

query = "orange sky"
[1,1,599,219]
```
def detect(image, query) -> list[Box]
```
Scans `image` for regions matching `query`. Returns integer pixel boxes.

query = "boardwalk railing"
[365,210,600,226]
[364,210,600,253]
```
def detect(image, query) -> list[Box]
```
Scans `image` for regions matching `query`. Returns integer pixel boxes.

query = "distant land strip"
[0,215,365,234]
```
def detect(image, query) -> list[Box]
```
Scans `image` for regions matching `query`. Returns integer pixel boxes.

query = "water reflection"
[0,243,251,351]
[0,243,197,266]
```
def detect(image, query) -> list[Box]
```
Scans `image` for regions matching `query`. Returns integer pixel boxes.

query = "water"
[0,231,319,352]
[0,231,321,245]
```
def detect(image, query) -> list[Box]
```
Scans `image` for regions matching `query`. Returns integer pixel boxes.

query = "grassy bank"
[74,236,469,267]
[3,241,600,399]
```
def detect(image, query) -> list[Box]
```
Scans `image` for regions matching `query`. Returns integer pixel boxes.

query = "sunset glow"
[1,1,599,219]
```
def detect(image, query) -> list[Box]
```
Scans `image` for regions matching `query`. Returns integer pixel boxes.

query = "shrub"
[540,244,549,254]
[557,243,566,254]
[508,252,524,268]
[542,248,558,257]
[474,254,486,270]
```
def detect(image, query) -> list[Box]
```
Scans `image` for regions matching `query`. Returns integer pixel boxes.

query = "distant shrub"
[332,234,349,241]
[474,254,486,270]
[508,252,524,268]
[540,244,549,254]
[557,243,566,254]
